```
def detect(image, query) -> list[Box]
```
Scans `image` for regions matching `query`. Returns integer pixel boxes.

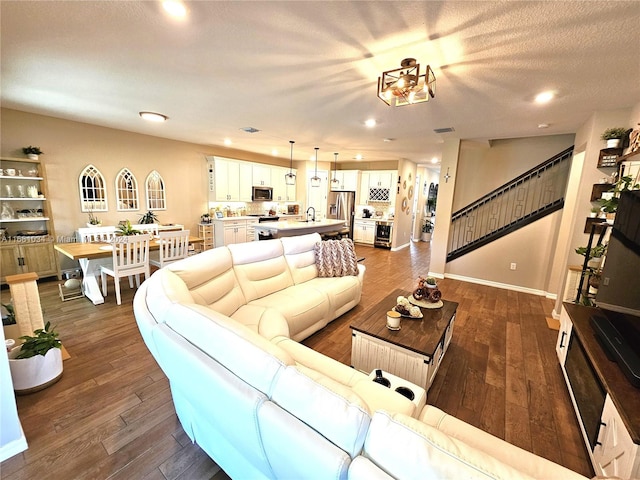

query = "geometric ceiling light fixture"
[377,58,436,106]
[331,152,340,187]
[310,147,321,187]
[285,140,296,186]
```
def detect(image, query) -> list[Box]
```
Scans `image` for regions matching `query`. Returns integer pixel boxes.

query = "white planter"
[606,139,621,148]
[421,232,432,242]
[26,154,39,160]
[8,346,63,394]
[87,222,102,227]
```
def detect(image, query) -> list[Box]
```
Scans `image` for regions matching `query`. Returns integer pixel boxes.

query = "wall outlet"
[510,262,517,270]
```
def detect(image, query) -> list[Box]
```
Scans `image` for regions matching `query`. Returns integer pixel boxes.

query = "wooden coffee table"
[350,288,457,391]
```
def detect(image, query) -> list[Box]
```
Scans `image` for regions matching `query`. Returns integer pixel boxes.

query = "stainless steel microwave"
[252,186,273,201]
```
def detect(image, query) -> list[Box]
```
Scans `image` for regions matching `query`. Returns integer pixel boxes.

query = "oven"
[374,220,393,248]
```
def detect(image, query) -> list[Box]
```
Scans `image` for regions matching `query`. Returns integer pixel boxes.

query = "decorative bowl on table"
[394,296,423,319]
[409,276,443,309]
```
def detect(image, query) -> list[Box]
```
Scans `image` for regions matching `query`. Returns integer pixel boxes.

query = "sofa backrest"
[164,302,294,397]
[280,232,322,284]
[270,365,371,458]
[228,238,294,302]
[165,246,247,316]
[359,411,536,480]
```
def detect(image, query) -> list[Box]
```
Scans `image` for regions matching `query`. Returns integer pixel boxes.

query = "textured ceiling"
[1,1,639,165]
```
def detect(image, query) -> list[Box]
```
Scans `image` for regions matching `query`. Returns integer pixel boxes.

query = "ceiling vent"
[434,127,455,134]
[240,127,261,134]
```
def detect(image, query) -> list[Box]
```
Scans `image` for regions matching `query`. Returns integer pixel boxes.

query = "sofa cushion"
[228,239,294,302]
[314,238,359,277]
[363,411,536,480]
[304,275,363,319]
[248,284,330,341]
[281,232,322,284]
[270,365,371,458]
[166,247,246,316]
[164,303,294,396]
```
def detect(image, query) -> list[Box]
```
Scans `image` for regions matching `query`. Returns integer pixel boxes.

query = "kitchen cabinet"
[272,166,297,202]
[252,164,271,187]
[213,219,247,247]
[359,170,396,203]
[330,170,359,191]
[353,219,375,245]
[212,157,252,202]
[1,156,60,283]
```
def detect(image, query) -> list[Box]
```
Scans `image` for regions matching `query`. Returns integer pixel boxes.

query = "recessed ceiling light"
[271,149,278,156]
[224,138,232,146]
[535,91,554,104]
[162,1,187,18]
[538,123,550,129]
[365,119,376,128]
[383,138,395,142]
[354,154,363,160]
[139,111,168,122]
[431,157,439,164]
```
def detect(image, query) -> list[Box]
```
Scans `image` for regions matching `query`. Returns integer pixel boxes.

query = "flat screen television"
[596,190,640,317]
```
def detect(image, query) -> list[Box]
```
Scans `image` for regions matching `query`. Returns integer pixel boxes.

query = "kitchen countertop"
[253,218,346,238]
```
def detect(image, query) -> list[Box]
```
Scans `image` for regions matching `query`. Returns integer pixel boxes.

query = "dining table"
[54,235,203,305]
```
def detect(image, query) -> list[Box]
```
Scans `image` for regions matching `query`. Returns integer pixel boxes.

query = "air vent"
[434,127,455,134]
[240,127,261,134]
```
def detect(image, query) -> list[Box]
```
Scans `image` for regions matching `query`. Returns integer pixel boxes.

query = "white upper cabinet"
[212,157,252,202]
[252,164,271,187]
[330,170,359,191]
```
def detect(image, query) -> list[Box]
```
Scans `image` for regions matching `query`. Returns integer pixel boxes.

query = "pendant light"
[285,140,296,185]
[331,152,340,187]
[310,147,321,187]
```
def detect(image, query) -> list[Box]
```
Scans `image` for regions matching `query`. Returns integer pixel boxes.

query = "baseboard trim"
[443,273,554,298]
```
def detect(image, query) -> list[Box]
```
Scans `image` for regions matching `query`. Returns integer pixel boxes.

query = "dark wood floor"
[1,240,593,479]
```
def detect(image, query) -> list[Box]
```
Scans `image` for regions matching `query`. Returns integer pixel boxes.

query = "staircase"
[447,146,573,262]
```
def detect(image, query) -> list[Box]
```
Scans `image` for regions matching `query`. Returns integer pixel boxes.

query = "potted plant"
[201,213,212,224]
[139,210,158,224]
[421,220,433,242]
[22,146,43,160]
[117,220,141,236]
[600,127,629,148]
[589,207,599,218]
[87,211,102,227]
[576,243,607,267]
[8,321,63,393]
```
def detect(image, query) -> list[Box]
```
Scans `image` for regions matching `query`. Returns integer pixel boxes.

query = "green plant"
[575,243,607,260]
[422,220,433,233]
[117,220,141,236]
[425,276,437,286]
[600,127,628,141]
[139,210,158,224]
[2,302,16,326]
[87,211,101,225]
[22,145,43,155]
[16,321,61,359]
[599,175,640,213]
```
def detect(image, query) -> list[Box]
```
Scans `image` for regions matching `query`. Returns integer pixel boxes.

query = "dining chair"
[149,229,190,269]
[76,226,118,243]
[100,234,151,305]
[131,223,159,236]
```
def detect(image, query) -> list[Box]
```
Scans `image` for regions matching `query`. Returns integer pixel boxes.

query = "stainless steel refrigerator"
[327,190,356,239]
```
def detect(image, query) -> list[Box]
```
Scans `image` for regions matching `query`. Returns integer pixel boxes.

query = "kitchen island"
[255,218,346,239]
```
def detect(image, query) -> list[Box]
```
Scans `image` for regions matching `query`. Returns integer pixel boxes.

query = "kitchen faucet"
[306,207,316,222]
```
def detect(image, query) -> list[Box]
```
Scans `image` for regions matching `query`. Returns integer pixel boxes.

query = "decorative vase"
[8,346,63,394]
[606,139,621,148]
[421,232,431,242]
[26,154,39,160]
[87,222,102,228]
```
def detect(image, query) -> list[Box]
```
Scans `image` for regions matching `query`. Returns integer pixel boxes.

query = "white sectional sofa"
[134,233,590,480]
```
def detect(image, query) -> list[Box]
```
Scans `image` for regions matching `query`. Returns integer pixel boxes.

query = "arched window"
[145,170,166,210]
[115,168,139,211]
[79,164,108,212]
